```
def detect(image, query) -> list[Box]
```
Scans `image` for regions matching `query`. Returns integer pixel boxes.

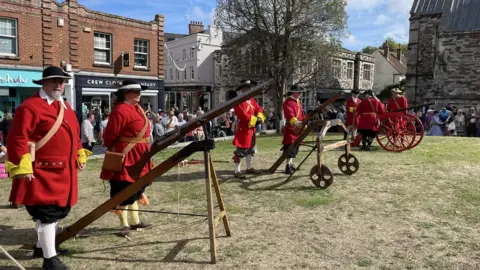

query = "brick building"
[407,0,480,108]
[0,0,165,120]
[213,48,375,113]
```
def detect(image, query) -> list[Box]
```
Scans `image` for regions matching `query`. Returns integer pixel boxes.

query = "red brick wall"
[0,0,165,79]
[0,2,43,67]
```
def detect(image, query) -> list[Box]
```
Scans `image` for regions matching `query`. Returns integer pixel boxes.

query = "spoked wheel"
[337,153,360,175]
[376,115,417,152]
[309,164,333,189]
[405,114,424,150]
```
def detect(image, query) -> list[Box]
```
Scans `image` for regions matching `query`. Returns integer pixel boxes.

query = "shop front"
[75,74,163,121]
[164,85,212,114]
[0,68,45,115]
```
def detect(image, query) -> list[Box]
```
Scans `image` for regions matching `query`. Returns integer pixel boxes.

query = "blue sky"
[74,0,413,52]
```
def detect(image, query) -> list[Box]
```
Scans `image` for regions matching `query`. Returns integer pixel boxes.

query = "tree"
[215,0,348,129]
[361,46,377,54]
[377,78,406,99]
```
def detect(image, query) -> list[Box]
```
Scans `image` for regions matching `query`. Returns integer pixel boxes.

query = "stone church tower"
[407,0,480,108]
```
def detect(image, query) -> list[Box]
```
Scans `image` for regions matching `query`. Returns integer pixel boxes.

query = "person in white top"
[81,113,96,150]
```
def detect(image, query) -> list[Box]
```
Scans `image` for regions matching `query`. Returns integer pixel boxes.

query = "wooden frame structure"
[22,140,230,264]
[269,119,360,189]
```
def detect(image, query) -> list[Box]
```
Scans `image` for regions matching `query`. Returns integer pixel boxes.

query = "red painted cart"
[352,112,424,152]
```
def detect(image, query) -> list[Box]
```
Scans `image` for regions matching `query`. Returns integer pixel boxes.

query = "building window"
[363,64,371,81]
[183,49,187,60]
[190,47,195,59]
[176,69,179,81]
[184,69,187,80]
[94,32,111,64]
[190,66,195,80]
[0,18,17,56]
[169,69,173,81]
[347,62,354,80]
[332,59,341,78]
[134,39,149,68]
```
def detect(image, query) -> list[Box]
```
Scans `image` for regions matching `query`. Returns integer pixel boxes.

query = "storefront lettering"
[0,74,28,84]
[85,79,156,88]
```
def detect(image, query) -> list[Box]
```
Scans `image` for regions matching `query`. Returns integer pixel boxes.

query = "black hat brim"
[235,80,258,92]
[33,75,72,85]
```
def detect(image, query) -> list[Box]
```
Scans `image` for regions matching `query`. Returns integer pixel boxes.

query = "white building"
[164,21,223,113]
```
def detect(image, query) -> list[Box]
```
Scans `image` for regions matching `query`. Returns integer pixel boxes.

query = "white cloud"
[347,0,384,11]
[383,23,410,43]
[343,33,363,48]
[375,14,388,25]
[387,0,414,14]
[191,6,215,22]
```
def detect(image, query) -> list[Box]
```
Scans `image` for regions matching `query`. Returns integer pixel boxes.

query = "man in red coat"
[356,90,385,151]
[6,66,92,270]
[232,80,266,179]
[281,85,305,174]
[345,89,361,139]
[387,88,408,112]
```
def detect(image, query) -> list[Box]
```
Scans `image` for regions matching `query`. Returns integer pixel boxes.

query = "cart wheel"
[405,114,424,149]
[337,153,360,175]
[309,165,333,189]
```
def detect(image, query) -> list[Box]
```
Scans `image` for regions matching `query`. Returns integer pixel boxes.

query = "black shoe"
[234,172,246,179]
[33,247,70,258]
[42,256,70,270]
[284,165,294,175]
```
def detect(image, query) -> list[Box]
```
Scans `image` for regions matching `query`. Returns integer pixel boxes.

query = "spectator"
[81,113,96,150]
[99,112,109,144]
[430,111,444,136]
[153,116,165,141]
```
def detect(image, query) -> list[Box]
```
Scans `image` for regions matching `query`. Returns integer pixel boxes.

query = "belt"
[119,137,150,143]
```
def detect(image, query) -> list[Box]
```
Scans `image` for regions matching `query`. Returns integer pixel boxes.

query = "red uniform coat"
[233,98,263,149]
[387,96,408,112]
[282,97,304,145]
[8,93,82,207]
[345,97,361,126]
[100,103,153,183]
[357,97,385,131]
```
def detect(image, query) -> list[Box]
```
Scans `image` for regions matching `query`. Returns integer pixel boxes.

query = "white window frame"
[134,39,149,69]
[94,32,112,65]
[347,62,354,80]
[190,66,195,80]
[0,17,18,57]
[332,59,341,78]
[190,47,195,59]
[363,64,372,81]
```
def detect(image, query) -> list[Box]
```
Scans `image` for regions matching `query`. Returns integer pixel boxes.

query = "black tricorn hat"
[351,89,360,94]
[114,79,148,96]
[290,85,306,92]
[235,79,258,92]
[364,90,374,96]
[33,66,71,85]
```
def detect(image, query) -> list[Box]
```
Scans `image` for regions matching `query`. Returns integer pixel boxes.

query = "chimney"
[188,21,204,35]
[384,42,389,60]
[397,45,402,63]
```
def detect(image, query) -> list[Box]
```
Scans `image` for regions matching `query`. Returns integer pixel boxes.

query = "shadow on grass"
[67,236,229,265]
[0,225,37,247]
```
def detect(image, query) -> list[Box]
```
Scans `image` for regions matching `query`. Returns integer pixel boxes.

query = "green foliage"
[361,46,377,54]
[362,37,408,56]
[377,78,406,99]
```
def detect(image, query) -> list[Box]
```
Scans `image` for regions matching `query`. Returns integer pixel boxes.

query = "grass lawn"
[1,134,480,269]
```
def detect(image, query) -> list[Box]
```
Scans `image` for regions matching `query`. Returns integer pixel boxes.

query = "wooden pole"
[204,151,217,264]
[209,154,231,237]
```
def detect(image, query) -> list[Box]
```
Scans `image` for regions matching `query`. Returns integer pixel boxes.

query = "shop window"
[134,39,149,68]
[94,32,112,64]
[0,17,17,56]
